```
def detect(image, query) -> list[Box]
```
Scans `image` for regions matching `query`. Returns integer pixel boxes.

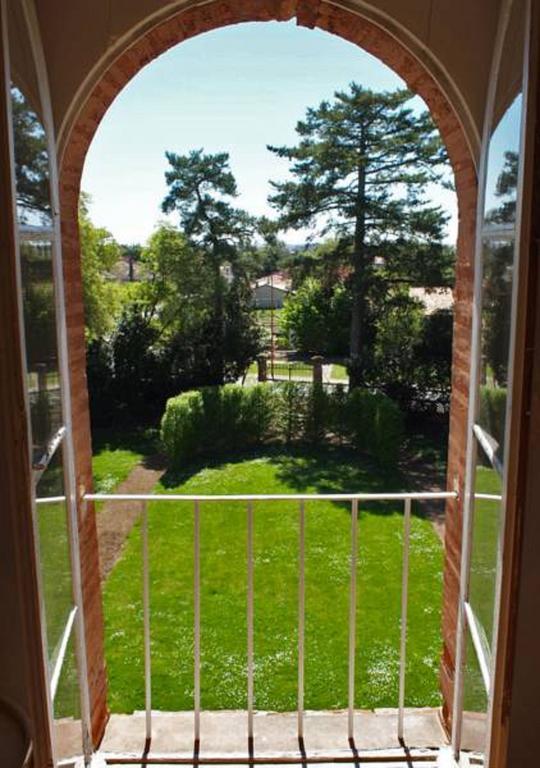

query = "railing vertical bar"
[247,501,254,742]
[142,500,152,744]
[297,500,305,740]
[348,499,358,742]
[398,497,412,742]
[194,501,201,744]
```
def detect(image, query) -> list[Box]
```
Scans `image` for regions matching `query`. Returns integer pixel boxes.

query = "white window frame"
[451,0,532,763]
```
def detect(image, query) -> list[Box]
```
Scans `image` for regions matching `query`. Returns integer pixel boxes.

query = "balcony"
[50,489,488,767]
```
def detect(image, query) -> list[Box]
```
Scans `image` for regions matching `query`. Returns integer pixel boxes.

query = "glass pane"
[477,0,525,467]
[11,84,52,227]
[477,232,515,465]
[53,632,83,761]
[35,444,74,672]
[477,89,522,465]
[7,6,61,465]
[462,4,527,760]
[7,5,83,759]
[461,630,488,753]
[21,233,62,464]
[469,463,503,650]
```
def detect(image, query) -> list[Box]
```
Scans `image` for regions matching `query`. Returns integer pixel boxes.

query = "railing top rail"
[83,491,458,503]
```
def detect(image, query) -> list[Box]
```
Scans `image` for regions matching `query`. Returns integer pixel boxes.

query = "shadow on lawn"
[92,425,159,457]
[92,425,167,470]
[161,444,414,518]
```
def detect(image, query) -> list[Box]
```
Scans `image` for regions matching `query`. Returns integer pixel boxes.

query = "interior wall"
[34,0,503,161]
[54,0,479,741]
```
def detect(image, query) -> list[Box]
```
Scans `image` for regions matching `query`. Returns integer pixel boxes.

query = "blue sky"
[484,94,522,217]
[82,21,457,246]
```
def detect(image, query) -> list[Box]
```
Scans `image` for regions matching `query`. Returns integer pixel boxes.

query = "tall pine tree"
[162,149,255,381]
[268,84,449,386]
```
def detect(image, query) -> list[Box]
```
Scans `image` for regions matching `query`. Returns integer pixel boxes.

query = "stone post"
[257,354,268,382]
[311,355,323,386]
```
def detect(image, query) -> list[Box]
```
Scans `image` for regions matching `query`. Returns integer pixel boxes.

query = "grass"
[247,361,314,380]
[93,448,143,493]
[254,308,284,329]
[271,361,313,379]
[36,454,73,663]
[247,360,349,382]
[331,363,348,381]
[469,465,502,643]
[92,427,158,494]
[103,447,444,714]
[36,452,81,719]
[463,463,502,712]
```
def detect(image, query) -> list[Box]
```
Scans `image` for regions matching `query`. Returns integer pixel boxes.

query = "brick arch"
[59,0,476,742]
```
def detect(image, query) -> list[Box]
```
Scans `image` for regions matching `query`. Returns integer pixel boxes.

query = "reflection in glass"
[464,5,526,757]
[477,90,522,470]
[11,86,52,226]
[469,464,503,651]
[484,95,521,226]
[20,234,61,463]
[9,43,62,470]
[9,81,60,462]
[480,236,514,392]
[461,631,488,753]
[53,632,83,762]
[477,234,514,467]
[35,444,74,673]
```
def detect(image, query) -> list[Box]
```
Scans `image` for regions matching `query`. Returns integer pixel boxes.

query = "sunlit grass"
[331,363,348,381]
[103,448,443,713]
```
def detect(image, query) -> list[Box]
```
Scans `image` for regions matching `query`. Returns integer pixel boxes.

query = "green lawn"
[92,428,158,493]
[469,465,502,642]
[247,361,313,380]
[103,447,444,713]
[463,463,502,713]
[254,308,284,329]
[331,363,348,381]
[36,453,81,719]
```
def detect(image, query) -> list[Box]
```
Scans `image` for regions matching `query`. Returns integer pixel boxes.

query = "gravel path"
[96,458,165,582]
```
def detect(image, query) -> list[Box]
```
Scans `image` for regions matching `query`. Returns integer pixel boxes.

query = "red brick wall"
[58,0,477,741]
[59,180,108,745]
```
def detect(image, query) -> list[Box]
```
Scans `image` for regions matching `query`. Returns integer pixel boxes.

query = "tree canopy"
[161,149,257,379]
[79,193,121,340]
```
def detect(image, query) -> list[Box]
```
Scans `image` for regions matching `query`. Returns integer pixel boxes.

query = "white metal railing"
[83,489,457,752]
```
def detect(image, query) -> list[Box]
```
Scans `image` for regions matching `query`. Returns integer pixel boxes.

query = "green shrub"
[338,388,404,465]
[273,382,308,444]
[160,384,275,462]
[304,384,329,444]
[160,390,204,461]
[161,383,404,466]
[239,384,276,445]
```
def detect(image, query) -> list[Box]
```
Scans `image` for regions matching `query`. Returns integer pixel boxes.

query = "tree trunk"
[212,245,225,384]
[349,139,367,389]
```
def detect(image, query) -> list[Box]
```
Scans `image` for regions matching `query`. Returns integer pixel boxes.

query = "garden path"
[96,457,165,581]
[400,454,447,541]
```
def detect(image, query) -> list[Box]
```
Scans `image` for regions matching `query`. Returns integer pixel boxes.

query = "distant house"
[251,273,292,309]
[409,286,454,314]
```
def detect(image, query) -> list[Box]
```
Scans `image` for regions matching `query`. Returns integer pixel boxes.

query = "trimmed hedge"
[161,383,404,466]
